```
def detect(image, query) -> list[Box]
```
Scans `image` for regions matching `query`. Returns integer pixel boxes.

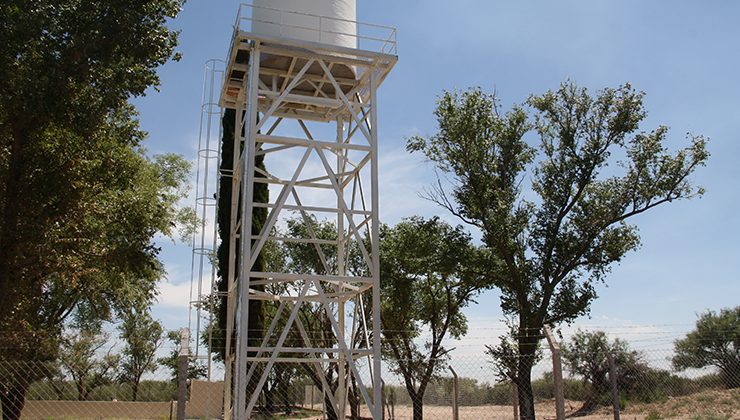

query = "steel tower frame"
[219,5,396,419]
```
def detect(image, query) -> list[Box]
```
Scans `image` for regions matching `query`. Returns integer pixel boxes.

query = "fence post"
[177,328,189,420]
[605,347,621,420]
[381,380,386,420]
[449,366,459,420]
[388,387,396,420]
[511,381,519,420]
[544,325,565,420]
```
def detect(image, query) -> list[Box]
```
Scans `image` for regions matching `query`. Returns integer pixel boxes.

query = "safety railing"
[231,2,398,56]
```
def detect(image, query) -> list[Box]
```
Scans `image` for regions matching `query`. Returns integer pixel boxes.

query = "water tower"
[218,2,396,418]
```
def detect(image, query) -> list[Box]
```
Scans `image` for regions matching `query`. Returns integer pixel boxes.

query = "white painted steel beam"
[221,25,395,419]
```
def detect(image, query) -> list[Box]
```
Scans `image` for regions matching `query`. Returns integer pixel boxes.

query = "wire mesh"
[0,333,737,419]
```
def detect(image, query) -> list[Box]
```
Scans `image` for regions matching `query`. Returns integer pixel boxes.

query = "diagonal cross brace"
[318,60,372,144]
[243,300,287,388]
[312,279,376,414]
[313,145,374,274]
[248,146,312,269]
[256,59,316,132]
[245,283,310,415]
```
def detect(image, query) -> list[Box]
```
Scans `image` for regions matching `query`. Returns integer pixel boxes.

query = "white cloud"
[156,280,193,309]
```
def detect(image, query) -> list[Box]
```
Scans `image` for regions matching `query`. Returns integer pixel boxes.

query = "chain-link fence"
[0,357,222,419]
[380,349,738,420]
[1,332,738,419]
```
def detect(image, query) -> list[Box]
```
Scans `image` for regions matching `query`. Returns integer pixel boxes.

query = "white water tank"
[252,0,357,49]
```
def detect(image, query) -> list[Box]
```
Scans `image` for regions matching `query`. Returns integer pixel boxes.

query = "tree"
[58,325,120,401]
[118,308,164,401]
[0,1,185,418]
[159,330,208,383]
[380,216,487,420]
[673,306,740,389]
[562,330,643,415]
[486,327,543,391]
[0,116,192,417]
[212,109,270,418]
[408,82,708,418]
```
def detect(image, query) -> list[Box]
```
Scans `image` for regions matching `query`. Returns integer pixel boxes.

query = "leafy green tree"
[0,118,191,415]
[213,108,270,362]
[0,1,185,418]
[673,307,740,389]
[380,216,487,420]
[408,82,708,418]
[562,330,643,415]
[118,308,164,401]
[159,330,208,383]
[57,326,120,401]
[486,326,543,392]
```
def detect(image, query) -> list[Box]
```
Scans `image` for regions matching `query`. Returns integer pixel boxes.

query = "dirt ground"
[291,389,740,419]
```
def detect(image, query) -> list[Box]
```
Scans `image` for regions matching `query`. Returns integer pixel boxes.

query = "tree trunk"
[516,330,539,420]
[277,368,291,414]
[132,381,139,402]
[411,393,423,420]
[0,126,28,322]
[265,383,274,412]
[403,386,426,420]
[77,382,88,401]
[283,384,293,415]
[325,391,338,420]
[515,372,535,420]
[722,361,740,389]
[0,380,29,420]
[571,380,607,416]
[349,377,360,420]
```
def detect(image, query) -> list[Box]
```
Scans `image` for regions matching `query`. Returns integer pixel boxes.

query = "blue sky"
[134,1,740,354]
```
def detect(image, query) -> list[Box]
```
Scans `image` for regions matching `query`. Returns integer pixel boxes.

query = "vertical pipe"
[338,300,346,419]
[336,116,347,420]
[207,60,225,381]
[195,60,217,360]
[235,44,262,420]
[449,367,459,420]
[369,67,381,420]
[177,329,189,420]
[223,106,242,420]
[544,326,565,420]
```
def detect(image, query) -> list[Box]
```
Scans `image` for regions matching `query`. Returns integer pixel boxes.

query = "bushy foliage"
[408,82,708,418]
[562,330,643,414]
[159,330,207,383]
[673,307,740,389]
[0,1,186,417]
[381,217,489,420]
[118,308,164,401]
